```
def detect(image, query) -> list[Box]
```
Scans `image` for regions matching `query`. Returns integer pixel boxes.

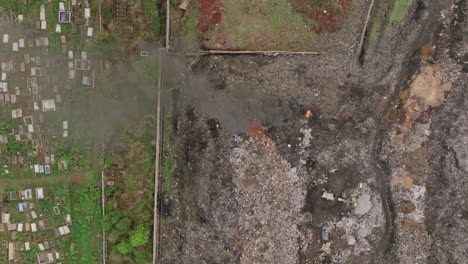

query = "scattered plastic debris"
[336,219,346,228]
[322,230,330,240]
[218,37,227,46]
[321,242,332,254]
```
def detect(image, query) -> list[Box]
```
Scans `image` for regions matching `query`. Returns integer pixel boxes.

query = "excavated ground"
[160,0,467,263]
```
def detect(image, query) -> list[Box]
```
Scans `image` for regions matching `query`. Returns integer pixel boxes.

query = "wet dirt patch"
[196,0,224,32]
[290,0,354,33]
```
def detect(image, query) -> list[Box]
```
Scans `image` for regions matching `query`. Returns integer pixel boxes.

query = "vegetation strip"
[152,48,164,264]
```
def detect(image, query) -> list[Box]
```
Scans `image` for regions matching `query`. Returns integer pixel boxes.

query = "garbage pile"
[316,182,385,262]
[230,137,307,264]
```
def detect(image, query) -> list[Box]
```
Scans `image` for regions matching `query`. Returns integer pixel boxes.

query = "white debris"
[354,194,372,216]
[347,236,356,245]
[322,192,335,201]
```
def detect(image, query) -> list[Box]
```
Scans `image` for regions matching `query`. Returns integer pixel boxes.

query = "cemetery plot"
[0,184,102,263]
[0,0,100,180]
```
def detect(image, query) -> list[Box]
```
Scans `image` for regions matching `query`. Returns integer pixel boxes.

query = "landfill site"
[0,0,466,263]
[160,0,468,264]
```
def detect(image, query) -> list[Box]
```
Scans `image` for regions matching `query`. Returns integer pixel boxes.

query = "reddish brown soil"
[247,123,276,147]
[291,0,353,33]
[196,0,224,32]
[247,123,267,141]
[310,0,353,33]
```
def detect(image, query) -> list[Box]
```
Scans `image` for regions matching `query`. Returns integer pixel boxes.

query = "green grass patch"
[141,0,162,40]
[178,4,201,51]
[67,185,102,263]
[389,0,413,24]
[162,92,175,198]
[202,0,316,51]
[368,3,386,53]
[162,151,175,198]
[369,20,380,49]
[0,0,18,14]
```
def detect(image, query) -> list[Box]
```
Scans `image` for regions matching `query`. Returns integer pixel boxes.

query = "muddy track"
[368,106,396,263]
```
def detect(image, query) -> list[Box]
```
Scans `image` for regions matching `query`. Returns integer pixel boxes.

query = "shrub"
[129,224,150,247]
[116,241,132,255]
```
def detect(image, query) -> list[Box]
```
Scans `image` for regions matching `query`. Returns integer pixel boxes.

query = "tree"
[129,224,150,247]
[116,241,132,255]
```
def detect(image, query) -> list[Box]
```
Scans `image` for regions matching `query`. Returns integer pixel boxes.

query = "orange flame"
[305,110,312,118]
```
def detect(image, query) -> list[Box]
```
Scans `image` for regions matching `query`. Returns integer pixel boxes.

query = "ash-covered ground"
[160,1,467,263]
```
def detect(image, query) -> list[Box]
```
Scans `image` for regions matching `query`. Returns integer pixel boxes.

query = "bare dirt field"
[172,0,370,51]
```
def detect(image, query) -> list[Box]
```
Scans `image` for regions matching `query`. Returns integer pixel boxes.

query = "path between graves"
[0,170,90,186]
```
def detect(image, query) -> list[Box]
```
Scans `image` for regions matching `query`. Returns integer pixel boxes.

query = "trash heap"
[230,138,307,264]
